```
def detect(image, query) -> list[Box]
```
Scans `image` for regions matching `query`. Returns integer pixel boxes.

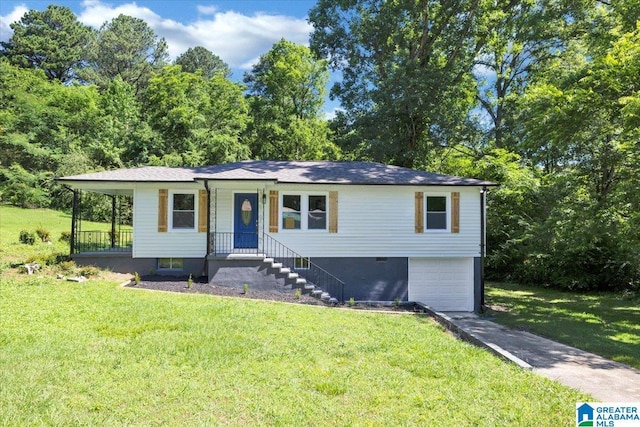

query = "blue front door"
[234,193,258,248]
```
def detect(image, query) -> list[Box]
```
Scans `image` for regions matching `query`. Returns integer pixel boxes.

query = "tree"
[175,46,231,78]
[244,39,338,160]
[0,5,93,83]
[144,65,250,166]
[84,14,168,96]
[309,0,513,168]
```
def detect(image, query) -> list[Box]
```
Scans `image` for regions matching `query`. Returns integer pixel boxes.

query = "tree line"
[1,2,639,292]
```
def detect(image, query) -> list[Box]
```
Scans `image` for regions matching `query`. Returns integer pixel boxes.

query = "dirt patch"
[125,275,420,312]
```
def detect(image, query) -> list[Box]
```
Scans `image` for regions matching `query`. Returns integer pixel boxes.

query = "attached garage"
[408,258,475,312]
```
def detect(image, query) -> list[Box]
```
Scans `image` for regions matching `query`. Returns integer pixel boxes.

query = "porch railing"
[209,232,345,302]
[73,230,133,254]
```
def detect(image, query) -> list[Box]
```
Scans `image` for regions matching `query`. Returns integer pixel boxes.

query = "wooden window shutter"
[198,189,207,233]
[415,192,424,233]
[269,190,279,233]
[158,189,168,232]
[451,192,460,234]
[329,191,338,233]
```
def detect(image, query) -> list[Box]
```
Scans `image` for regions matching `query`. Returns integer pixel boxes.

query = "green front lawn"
[485,282,640,369]
[0,276,587,426]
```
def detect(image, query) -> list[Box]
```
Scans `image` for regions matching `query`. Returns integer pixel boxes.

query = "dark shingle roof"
[58,161,497,187]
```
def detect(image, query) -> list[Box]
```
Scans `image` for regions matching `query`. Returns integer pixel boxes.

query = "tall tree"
[309,0,512,168]
[84,14,168,96]
[144,65,250,166]
[244,39,338,160]
[175,46,231,78]
[0,5,93,83]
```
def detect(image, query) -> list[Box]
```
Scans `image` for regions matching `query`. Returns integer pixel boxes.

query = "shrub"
[294,288,302,299]
[35,227,50,242]
[348,297,355,307]
[133,272,140,286]
[57,260,77,275]
[78,265,100,277]
[19,230,35,245]
[59,231,71,243]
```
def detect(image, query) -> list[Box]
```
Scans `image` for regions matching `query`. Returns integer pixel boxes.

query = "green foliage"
[244,39,339,160]
[0,5,93,83]
[35,227,50,242]
[83,14,168,96]
[294,288,302,299]
[348,297,355,307]
[133,272,140,286]
[59,231,71,243]
[243,283,249,294]
[175,46,230,78]
[187,274,193,289]
[144,65,250,166]
[19,230,35,245]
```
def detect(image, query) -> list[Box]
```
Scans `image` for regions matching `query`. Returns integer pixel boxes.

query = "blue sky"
[0,0,341,115]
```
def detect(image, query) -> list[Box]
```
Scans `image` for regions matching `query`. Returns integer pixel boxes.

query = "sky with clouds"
[0,0,343,115]
[0,1,316,72]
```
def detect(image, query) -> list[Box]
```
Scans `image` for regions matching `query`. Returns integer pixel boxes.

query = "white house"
[57,160,496,311]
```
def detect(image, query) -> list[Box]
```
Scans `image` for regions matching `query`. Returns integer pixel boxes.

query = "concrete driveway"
[429,310,640,401]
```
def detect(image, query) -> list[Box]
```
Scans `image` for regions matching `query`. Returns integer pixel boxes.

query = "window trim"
[169,190,198,232]
[425,192,450,232]
[280,192,329,232]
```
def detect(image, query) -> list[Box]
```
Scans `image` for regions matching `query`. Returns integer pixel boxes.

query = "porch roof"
[57,160,497,187]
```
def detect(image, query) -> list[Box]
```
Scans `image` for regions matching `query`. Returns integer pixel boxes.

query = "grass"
[0,206,589,425]
[0,205,116,270]
[485,282,640,369]
[0,278,588,426]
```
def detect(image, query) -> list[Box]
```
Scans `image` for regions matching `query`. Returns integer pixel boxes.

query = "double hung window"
[171,192,195,230]
[426,195,447,230]
[282,194,327,231]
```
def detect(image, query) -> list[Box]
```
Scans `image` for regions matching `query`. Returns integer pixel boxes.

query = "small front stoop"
[262,257,332,301]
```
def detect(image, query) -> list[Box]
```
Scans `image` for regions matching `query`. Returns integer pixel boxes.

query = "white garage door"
[408,258,474,312]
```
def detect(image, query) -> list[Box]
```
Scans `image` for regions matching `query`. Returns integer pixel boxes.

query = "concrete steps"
[262,256,335,302]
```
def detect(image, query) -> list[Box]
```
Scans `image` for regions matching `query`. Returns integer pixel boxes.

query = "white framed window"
[170,191,197,231]
[425,193,449,231]
[158,258,183,270]
[281,193,328,231]
[294,257,310,269]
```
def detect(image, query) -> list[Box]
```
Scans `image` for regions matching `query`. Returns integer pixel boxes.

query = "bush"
[19,230,35,245]
[56,260,77,275]
[59,231,71,243]
[35,226,50,242]
[78,265,100,277]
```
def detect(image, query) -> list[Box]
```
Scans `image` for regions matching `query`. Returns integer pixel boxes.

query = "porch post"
[70,190,79,255]
[111,195,117,248]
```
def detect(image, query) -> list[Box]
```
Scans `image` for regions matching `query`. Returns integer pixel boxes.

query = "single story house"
[57,160,496,311]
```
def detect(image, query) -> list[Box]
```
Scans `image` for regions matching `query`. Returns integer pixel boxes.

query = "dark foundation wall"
[72,254,205,277]
[311,257,408,302]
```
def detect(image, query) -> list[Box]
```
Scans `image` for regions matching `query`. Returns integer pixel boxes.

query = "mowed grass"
[0,205,114,269]
[1,206,589,425]
[0,277,588,426]
[486,282,640,369]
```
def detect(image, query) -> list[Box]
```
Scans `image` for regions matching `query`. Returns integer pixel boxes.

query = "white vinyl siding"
[262,184,481,258]
[132,184,206,258]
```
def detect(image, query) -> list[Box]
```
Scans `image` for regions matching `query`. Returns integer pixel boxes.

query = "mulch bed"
[125,275,421,312]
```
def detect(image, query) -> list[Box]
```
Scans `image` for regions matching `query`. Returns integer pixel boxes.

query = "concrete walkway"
[427,310,640,401]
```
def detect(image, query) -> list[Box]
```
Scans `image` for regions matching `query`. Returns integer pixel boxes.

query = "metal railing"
[74,230,133,254]
[209,232,345,302]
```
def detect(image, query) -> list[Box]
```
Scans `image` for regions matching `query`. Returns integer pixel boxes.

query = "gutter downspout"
[480,186,487,311]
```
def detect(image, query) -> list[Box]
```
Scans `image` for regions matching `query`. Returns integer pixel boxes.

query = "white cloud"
[77,0,312,70]
[0,4,29,42]
[196,5,217,15]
